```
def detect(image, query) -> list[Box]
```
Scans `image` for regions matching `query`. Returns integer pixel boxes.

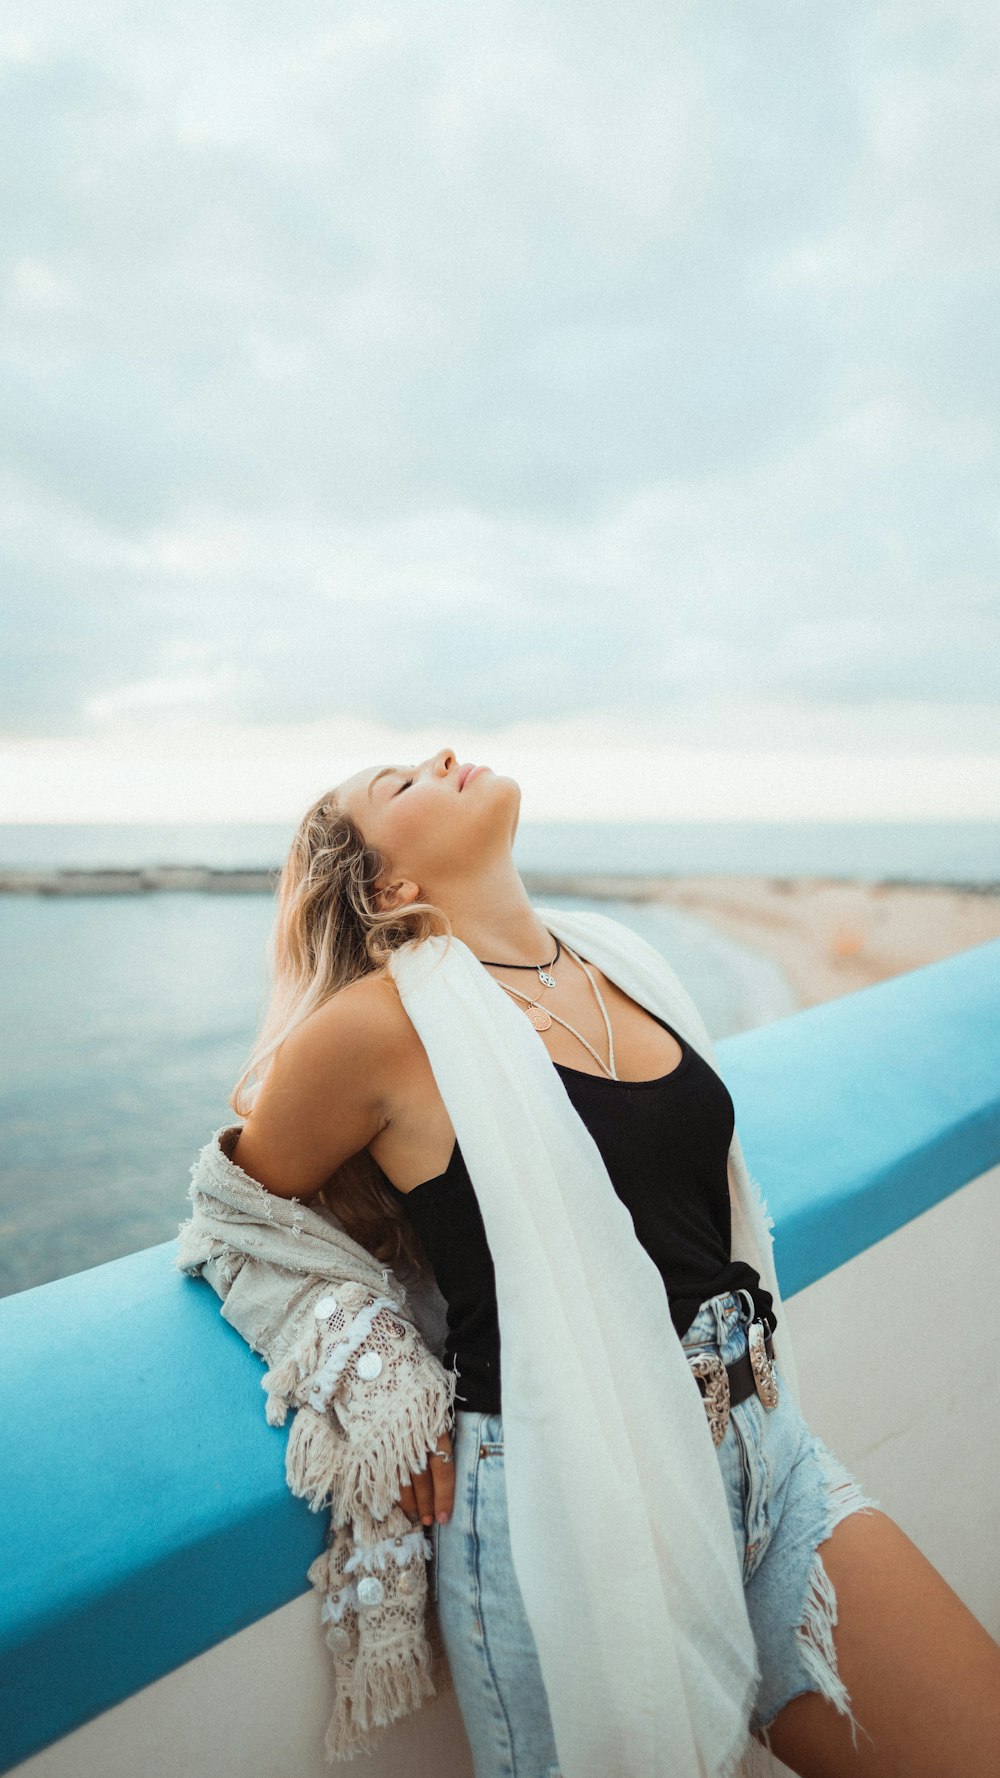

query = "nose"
[433,747,457,778]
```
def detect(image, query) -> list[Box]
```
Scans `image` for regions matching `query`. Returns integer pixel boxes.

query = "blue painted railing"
[2,940,998,1773]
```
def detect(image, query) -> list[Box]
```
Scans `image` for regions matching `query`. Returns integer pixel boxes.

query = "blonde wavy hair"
[229,784,453,1278]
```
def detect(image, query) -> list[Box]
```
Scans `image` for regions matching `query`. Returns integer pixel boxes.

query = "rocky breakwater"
[0,866,280,895]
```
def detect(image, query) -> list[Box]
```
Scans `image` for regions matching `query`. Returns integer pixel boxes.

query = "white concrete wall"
[782,1158,1000,1646]
[14,1162,999,1778]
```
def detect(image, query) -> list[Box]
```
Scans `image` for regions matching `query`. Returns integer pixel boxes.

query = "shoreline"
[1,864,997,898]
[2,866,998,1012]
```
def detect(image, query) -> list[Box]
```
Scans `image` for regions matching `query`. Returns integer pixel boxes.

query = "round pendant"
[525,1003,552,1030]
[537,970,557,988]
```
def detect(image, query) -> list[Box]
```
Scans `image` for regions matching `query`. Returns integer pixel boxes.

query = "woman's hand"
[398,1428,455,1526]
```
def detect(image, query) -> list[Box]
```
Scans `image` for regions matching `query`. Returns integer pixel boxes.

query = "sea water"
[0,885,796,1297]
[1,817,995,1297]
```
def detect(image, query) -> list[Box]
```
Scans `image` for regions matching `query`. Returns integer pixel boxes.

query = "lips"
[458,763,476,791]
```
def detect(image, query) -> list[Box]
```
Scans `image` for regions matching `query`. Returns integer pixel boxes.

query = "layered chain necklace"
[476,929,619,1080]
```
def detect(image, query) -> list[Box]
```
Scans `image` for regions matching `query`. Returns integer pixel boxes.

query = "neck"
[439,858,555,965]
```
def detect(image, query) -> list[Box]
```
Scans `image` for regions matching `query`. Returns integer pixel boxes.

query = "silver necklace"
[490,943,619,1079]
[477,932,561,990]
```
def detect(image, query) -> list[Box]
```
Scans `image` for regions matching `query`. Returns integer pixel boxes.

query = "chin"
[487,770,520,805]
[472,769,520,830]
[493,773,522,841]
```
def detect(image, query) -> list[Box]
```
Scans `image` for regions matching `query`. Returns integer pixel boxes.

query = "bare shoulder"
[305,968,410,1052]
[230,971,412,1200]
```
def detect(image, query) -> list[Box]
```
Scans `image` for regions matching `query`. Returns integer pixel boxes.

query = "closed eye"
[395,777,413,794]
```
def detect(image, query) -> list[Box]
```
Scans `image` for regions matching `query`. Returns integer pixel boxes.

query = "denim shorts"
[429,1288,882,1777]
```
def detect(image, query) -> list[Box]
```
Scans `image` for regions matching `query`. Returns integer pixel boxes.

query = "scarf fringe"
[282,1364,457,1524]
[322,1655,374,1763]
[285,1406,346,1512]
[353,1630,438,1732]
[715,1648,780,1778]
[306,1545,336,1593]
[729,1731,781,1778]
[335,1366,458,1522]
[261,1354,301,1426]
[323,1633,438,1761]
[746,1167,777,1240]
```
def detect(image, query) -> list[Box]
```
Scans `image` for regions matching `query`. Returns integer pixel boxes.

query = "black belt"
[687,1324,778,1447]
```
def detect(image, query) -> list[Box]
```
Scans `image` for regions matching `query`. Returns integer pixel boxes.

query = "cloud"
[0,0,996,795]
[6,256,79,312]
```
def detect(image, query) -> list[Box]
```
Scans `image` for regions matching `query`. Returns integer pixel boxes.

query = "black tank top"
[375,1012,776,1413]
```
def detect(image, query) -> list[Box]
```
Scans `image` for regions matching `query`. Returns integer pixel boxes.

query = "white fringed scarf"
[388,905,801,1778]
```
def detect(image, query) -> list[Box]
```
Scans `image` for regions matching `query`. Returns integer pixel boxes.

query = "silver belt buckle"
[687,1352,730,1446]
[747,1319,779,1410]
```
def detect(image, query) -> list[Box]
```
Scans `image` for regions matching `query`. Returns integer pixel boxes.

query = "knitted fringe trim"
[281,1359,457,1519]
[261,1354,301,1426]
[353,1631,438,1734]
[285,1407,345,1512]
[336,1364,459,1522]
[322,1637,438,1763]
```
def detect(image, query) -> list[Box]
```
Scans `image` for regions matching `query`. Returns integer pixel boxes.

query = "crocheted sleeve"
[259,1276,458,1526]
[180,1239,459,1756]
[259,1278,460,1754]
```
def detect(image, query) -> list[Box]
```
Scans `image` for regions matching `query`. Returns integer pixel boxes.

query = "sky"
[2,0,998,823]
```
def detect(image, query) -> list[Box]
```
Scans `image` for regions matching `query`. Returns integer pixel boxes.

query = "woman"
[230,746,1000,1778]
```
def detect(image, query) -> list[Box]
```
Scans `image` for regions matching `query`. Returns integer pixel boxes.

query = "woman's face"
[333,746,520,905]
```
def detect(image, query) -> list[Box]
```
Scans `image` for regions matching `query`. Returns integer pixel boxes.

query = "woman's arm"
[231,976,456,1525]
[231,975,399,1200]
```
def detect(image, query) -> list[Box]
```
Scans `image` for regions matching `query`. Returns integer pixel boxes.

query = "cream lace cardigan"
[176,905,801,1778]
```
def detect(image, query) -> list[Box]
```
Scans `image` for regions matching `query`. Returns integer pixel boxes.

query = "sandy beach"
[522,872,1000,1011]
[655,876,1000,1010]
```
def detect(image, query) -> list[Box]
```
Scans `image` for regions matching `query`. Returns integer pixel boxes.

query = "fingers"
[398,1429,456,1526]
[430,1430,456,1523]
